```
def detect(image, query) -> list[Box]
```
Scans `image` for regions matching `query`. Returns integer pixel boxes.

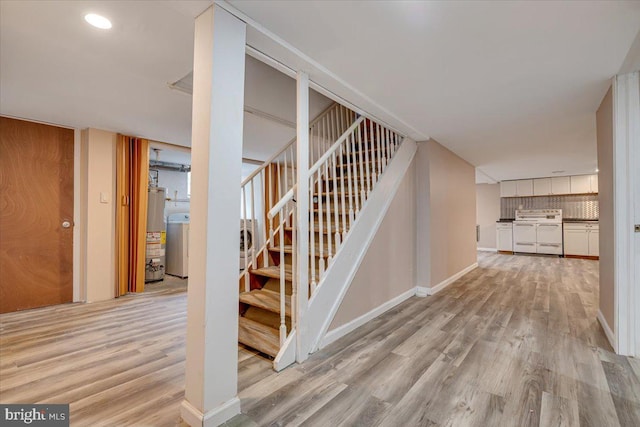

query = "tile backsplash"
[500,194,599,220]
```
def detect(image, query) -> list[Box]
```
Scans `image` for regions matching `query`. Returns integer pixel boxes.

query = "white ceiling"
[0,0,329,161]
[2,1,639,182]
[228,0,640,182]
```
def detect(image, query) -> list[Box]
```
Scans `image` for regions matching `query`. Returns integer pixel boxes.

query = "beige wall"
[80,128,117,302]
[476,184,501,249]
[597,86,615,330]
[329,159,417,330]
[417,139,477,287]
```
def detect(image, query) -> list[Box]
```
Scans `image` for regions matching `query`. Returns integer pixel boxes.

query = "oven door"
[513,222,537,253]
[536,223,562,244]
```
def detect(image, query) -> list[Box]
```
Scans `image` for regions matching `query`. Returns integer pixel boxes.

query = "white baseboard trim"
[415,286,429,297]
[420,263,479,296]
[319,287,416,349]
[477,247,497,252]
[597,309,617,352]
[180,397,241,427]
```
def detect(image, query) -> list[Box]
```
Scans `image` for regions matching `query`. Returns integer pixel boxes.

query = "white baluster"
[339,144,348,242]
[332,151,341,251]
[363,119,371,195]
[370,119,377,185]
[386,128,391,163]
[261,170,268,268]
[318,168,325,276]
[250,179,257,268]
[279,217,286,347]
[291,204,297,321]
[310,175,316,292]
[357,122,366,208]
[325,160,333,266]
[242,187,249,292]
[345,131,355,226]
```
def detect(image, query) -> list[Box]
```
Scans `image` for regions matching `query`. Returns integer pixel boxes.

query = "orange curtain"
[116,135,150,294]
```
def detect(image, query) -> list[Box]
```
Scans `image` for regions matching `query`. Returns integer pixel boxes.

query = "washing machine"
[166,213,190,278]
[240,219,255,270]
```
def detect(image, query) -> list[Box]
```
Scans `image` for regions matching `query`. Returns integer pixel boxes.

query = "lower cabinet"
[563,223,599,257]
[496,223,513,251]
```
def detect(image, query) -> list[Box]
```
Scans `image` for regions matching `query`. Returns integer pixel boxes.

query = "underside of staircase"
[238,119,385,359]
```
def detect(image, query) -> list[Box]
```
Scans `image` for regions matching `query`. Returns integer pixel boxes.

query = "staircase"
[238,105,403,368]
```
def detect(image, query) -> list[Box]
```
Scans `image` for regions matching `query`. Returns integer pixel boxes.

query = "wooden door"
[0,117,74,313]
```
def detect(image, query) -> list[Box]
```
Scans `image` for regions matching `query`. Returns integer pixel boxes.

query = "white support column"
[613,71,640,356]
[296,71,310,362]
[181,5,246,427]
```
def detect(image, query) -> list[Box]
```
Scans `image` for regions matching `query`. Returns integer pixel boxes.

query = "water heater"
[145,187,166,282]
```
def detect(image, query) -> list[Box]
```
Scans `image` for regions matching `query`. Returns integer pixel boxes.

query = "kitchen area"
[492,174,599,259]
[477,173,599,259]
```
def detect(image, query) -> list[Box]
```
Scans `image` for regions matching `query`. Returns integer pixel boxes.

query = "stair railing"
[266,115,403,347]
[239,102,356,292]
[306,116,402,294]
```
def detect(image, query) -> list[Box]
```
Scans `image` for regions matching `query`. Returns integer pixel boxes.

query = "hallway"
[1,252,638,426]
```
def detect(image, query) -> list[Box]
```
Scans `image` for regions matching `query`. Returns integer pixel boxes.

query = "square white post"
[296,72,310,362]
[181,5,246,426]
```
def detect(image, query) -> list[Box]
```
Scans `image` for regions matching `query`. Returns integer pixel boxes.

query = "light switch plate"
[100,192,110,204]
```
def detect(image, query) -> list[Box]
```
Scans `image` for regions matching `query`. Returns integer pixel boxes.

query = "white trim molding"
[320,287,416,349]
[417,263,479,296]
[598,309,617,351]
[180,398,241,427]
[477,247,498,252]
[613,71,640,356]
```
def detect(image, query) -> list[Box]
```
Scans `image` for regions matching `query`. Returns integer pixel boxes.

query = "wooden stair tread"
[269,244,333,257]
[285,224,346,234]
[251,265,293,281]
[238,317,280,357]
[240,289,291,316]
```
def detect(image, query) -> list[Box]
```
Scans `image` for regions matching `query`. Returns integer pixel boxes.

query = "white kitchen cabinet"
[500,181,517,197]
[589,174,598,193]
[516,179,533,197]
[496,223,513,251]
[563,223,599,257]
[570,175,592,194]
[533,178,551,196]
[588,229,599,256]
[551,176,571,194]
[501,174,597,198]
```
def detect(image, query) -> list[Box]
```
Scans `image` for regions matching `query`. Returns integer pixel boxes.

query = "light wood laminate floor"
[2,253,639,426]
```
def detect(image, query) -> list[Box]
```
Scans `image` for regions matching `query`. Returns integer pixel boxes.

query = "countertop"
[496,218,598,223]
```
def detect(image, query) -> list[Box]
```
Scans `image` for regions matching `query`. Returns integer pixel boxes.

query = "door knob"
[62,220,72,229]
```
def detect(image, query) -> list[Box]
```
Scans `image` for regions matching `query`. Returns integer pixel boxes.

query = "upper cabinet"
[589,174,598,193]
[501,179,533,197]
[533,178,551,196]
[516,179,533,196]
[551,176,571,194]
[501,174,597,197]
[570,174,598,194]
[500,180,518,197]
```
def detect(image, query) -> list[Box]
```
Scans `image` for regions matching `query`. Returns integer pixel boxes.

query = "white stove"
[513,209,563,255]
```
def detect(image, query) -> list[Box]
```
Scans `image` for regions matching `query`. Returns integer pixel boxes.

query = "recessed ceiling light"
[85,13,112,30]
